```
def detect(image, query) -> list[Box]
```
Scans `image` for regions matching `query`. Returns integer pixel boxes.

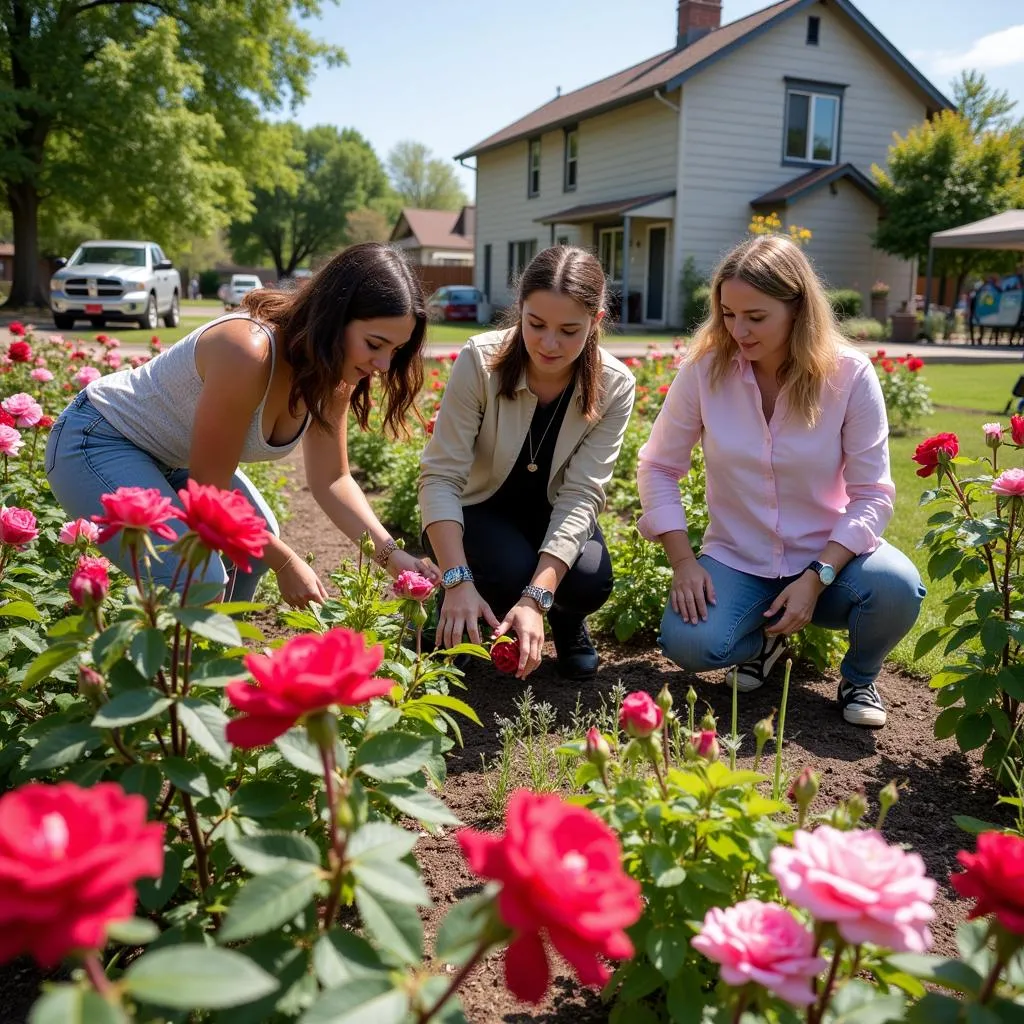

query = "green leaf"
[216,601,267,615]
[138,847,183,911]
[298,977,409,1024]
[826,978,905,1022]
[29,986,128,1024]
[355,887,423,966]
[21,642,80,689]
[92,621,136,672]
[227,831,321,875]
[184,581,229,607]
[934,706,962,740]
[160,756,210,797]
[928,547,963,580]
[120,763,163,805]
[435,892,492,967]
[177,698,231,763]
[92,689,172,728]
[346,821,417,863]
[122,945,278,1009]
[953,814,1001,835]
[25,723,101,773]
[219,863,321,942]
[406,693,482,725]
[129,628,167,679]
[313,931,388,988]
[645,924,689,980]
[189,656,246,689]
[914,628,945,660]
[275,728,325,774]
[232,780,292,818]
[886,954,983,996]
[997,666,1024,701]
[172,607,241,647]
[1,599,42,621]
[956,712,993,752]
[9,625,44,653]
[355,732,435,781]
[980,617,1009,656]
[106,917,161,945]
[353,862,428,906]
[374,781,461,826]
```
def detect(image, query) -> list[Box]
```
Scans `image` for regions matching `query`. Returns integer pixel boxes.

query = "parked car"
[427,286,486,322]
[222,274,263,309]
[49,240,181,331]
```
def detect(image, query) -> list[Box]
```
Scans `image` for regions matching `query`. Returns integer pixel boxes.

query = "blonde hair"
[687,234,844,426]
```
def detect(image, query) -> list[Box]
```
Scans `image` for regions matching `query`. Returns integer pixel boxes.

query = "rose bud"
[619,692,663,739]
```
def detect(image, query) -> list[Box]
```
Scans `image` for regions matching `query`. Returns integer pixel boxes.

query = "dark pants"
[431,502,613,624]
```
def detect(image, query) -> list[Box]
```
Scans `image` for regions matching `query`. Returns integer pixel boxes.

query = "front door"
[645,226,667,323]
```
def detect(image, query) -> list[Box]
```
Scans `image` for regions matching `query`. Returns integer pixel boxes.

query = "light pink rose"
[73,366,101,389]
[0,425,23,457]
[770,826,936,952]
[1,393,43,427]
[992,469,1024,498]
[29,368,53,383]
[983,422,1004,442]
[103,352,122,369]
[394,569,435,601]
[692,899,826,1006]
[0,506,39,549]
[59,518,101,546]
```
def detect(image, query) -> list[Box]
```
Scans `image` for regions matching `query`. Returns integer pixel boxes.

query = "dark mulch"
[3,452,1006,1023]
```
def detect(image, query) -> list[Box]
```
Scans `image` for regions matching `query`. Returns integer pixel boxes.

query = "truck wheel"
[163,291,180,328]
[53,313,75,330]
[137,293,158,331]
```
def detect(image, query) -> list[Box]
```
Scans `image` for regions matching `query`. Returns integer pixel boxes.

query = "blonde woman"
[637,236,924,728]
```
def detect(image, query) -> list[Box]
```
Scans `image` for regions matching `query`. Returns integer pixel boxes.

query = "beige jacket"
[419,330,636,567]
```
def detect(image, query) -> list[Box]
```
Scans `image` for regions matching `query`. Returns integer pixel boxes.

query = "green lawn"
[919,362,1020,414]
[426,322,682,347]
[61,317,206,347]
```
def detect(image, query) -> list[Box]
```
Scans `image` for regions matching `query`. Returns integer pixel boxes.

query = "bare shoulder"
[195,317,272,381]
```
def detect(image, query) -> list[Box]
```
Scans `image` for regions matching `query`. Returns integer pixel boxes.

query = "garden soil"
[3,450,1009,1024]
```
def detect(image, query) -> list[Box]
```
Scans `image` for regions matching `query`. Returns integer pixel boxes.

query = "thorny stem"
[978,956,1005,1005]
[180,792,212,893]
[416,939,491,1023]
[171,563,197,693]
[319,739,349,931]
[156,785,176,820]
[943,466,1001,591]
[809,940,845,1024]
[82,950,114,997]
[648,744,670,800]
[110,729,137,764]
[772,660,793,801]
[152,727,168,756]
[731,987,750,1024]
[730,667,739,772]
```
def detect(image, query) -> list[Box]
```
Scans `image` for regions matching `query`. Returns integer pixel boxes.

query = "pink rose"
[770,826,936,952]
[692,900,826,1006]
[619,692,663,739]
[992,469,1024,498]
[1012,414,1024,447]
[0,425,23,457]
[92,486,179,545]
[58,518,100,546]
[29,368,53,383]
[692,728,720,762]
[69,555,111,609]
[73,366,101,389]
[983,422,1004,448]
[394,570,435,601]
[0,506,39,549]
[1,393,43,427]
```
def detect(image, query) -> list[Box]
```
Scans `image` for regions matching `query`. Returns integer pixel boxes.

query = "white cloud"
[928,24,1024,76]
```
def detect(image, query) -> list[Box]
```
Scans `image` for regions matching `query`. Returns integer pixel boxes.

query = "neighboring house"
[390,207,476,266]
[455,0,950,326]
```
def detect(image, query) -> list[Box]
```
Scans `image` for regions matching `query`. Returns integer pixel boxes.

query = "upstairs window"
[806,16,820,44]
[784,83,841,164]
[563,127,578,192]
[527,138,541,198]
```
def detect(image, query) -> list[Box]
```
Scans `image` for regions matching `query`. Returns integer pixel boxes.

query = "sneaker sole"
[842,705,887,728]
[729,669,765,693]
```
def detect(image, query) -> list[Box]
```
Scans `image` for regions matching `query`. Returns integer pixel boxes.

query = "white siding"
[672,0,927,321]
[473,98,678,307]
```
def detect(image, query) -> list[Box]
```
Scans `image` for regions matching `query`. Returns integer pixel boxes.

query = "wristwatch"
[806,560,836,586]
[521,584,554,612]
[442,565,474,589]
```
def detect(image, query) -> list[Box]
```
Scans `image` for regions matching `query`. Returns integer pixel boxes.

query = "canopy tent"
[924,210,1024,314]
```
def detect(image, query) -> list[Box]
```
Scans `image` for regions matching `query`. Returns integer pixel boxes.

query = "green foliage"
[592,525,673,642]
[386,140,469,211]
[874,359,934,435]
[953,69,1019,138]
[198,269,222,298]
[375,445,423,539]
[826,288,863,320]
[840,317,888,341]
[677,256,709,333]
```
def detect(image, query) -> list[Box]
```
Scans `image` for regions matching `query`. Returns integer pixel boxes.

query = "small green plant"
[840,316,889,342]
[827,288,863,320]
[375,443,423,538]
[872,353,933,435]
[678,255,709,333]
[592,526,673,642]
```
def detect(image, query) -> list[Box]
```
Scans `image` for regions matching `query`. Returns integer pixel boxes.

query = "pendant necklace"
[526,385,570,473]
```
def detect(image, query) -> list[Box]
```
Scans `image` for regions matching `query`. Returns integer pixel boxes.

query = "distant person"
[189,274,201,300]
[47,242,439,606]
[637,235,924,729]
[419,245,635,681]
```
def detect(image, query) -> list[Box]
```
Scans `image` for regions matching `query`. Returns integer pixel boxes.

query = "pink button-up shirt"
[637,347,894,578]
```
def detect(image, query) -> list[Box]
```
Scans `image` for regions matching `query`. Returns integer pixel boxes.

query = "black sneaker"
[838,679,887,728]
[549,613,599,681]
[730,631,787,693]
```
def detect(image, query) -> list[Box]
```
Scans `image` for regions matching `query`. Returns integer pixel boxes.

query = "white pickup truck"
[49,239,182,331]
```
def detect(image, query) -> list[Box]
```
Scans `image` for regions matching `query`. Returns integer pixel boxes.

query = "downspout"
[653,87,680,113]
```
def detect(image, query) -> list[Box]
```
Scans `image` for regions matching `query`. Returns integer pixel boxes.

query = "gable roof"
[390,208,475,250]
[750,163,879,208]
[455,0,950,160]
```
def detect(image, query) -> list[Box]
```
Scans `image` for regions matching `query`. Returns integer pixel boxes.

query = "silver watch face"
[538,590,554,611]
[442,567,468,588]
[819,564,836,585]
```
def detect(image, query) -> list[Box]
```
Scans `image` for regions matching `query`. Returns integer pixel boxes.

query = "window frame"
[782,78,845,167]
[563,126,578,192]
[806,15,820,45]
[507,239,538,285]
[527,137,541,198]
[597,227,625,284]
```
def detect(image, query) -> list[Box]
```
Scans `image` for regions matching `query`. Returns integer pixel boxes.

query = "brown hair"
[491,245,606,420]
[687,234,843,427]
[241,242,426,435]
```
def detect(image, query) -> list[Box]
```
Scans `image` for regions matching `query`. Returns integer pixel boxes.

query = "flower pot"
[889,312,917,344]
[870,295,888,325]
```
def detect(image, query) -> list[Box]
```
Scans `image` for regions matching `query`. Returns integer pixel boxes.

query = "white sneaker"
[728,632,787,693]
[838,679,887,728]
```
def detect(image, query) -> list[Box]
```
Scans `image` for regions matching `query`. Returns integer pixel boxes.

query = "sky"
[291,0,1024,199]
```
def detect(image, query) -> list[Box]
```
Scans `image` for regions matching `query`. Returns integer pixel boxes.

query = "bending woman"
[46,242,439,606]
[637,235,924,728]
[420,245,635,681]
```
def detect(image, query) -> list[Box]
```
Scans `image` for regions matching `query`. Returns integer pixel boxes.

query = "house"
[455,0,950,326]
[390,206,476,267]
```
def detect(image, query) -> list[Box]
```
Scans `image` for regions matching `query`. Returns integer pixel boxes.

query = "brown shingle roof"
[390,208,475,250]
[536,191,676,224]
[750,163,879,208]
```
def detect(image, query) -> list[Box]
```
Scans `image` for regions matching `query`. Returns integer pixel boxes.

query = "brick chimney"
[677,0,722,47]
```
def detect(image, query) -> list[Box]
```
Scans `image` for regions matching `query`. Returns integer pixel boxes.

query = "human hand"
[389,548,442,586]
[493,601,545,679]
[764,573,822,636]
[275,556,329,608]
[436,582,499,648]
[670,558,716,624]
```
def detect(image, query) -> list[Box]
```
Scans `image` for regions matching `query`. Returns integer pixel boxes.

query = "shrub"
[840,317,888,341]
[872,352,933,434]
[198,268,221,298]
[678,256,709,333]
[827,288,863,320]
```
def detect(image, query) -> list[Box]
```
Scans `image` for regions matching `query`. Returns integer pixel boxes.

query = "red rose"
[490,637,520,674]
[425,413,437,435]
[881,360,895,373]
[0,781,164,967]
[1011,414,1024,446]
[225,627,395,748]
[0,409,14,428]
[92,486,180,545]
[911,432,959,478]
[619,691,663,738]
[69,555,111,609]
[8,322,25,337]
[906,357,924,372]
[0,505,39,549]
[692,728,720,762]
[176,479,268,573]
[394,569,435,601]
[950,831,1024,935]
[8,341,31,363]
[458,790,642,1003]
[35,415,54,429]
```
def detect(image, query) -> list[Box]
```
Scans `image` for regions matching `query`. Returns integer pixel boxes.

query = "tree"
[345,207,393,245]
[872,110,1024,303]
[386,140,468,210]
[228,124,393,279]
[0,2,343,307]
[952,69,1018,137]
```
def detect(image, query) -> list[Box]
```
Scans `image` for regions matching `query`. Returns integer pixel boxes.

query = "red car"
[428,286,484,322]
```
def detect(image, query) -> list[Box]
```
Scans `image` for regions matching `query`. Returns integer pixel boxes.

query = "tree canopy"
[952,69,1019,138]
[0,0,343,306]
[386,140,468,211]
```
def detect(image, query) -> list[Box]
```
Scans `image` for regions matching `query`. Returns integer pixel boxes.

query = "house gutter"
[652,87,680,113]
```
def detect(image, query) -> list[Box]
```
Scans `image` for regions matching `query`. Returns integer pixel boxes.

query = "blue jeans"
[45,391,279,602]
[659,546,925,687]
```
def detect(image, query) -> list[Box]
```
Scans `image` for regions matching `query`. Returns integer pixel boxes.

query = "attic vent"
[807,15,820,45]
